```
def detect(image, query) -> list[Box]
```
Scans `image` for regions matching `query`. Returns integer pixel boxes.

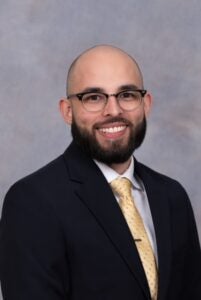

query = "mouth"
[95,121,129,140]
[98,125,127,134]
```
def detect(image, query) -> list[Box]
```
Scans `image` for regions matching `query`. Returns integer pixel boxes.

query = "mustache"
[94,117,132,129]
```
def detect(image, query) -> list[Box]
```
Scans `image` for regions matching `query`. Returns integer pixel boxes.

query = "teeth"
[99,126,126,133]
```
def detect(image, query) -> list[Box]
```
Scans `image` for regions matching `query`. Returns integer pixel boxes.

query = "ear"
[143,92,152,117]
[59,97,73,124]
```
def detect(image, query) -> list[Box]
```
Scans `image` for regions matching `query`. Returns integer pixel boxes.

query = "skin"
[60,45,152,174]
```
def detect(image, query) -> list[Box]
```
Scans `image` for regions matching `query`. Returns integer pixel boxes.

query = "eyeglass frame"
[67,89,147,112]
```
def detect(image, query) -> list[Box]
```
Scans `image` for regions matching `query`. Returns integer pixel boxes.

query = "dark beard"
[71,116,146,164]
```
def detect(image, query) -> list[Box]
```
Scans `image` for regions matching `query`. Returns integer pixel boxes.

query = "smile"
[99,126,127,133]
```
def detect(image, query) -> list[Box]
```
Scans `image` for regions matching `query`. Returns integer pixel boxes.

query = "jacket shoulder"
[135,160,188,195]
[4,154,68,200]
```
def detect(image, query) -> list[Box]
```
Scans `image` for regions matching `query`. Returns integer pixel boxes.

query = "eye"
[119,91,139,100]
[83,93,104,102]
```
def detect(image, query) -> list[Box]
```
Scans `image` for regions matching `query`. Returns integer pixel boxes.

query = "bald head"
[66,45,144,95]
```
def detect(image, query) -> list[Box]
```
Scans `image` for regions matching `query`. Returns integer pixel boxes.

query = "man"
[0,45,201,300]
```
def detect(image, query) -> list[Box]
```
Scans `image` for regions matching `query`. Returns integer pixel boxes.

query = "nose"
[102,95,123,117]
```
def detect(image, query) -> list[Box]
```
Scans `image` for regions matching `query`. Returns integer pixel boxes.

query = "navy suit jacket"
[1,141,201,299]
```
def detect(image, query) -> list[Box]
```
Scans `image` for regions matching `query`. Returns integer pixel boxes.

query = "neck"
[109,158,132,175]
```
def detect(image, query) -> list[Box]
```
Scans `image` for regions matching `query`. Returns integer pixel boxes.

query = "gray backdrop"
[0,0,201,297]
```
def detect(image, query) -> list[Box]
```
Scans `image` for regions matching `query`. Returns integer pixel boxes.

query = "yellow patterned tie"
[110,177,158,300]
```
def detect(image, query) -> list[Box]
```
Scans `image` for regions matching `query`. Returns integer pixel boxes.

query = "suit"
[0,141,201,300]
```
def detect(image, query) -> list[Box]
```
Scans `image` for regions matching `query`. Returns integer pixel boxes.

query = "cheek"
[127,110,144,124]
[72,110,98,130]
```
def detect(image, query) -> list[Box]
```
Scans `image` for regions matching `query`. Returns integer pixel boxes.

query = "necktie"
[110,177,158,300]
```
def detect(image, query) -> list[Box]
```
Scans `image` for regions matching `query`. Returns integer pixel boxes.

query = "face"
[60,47,152,165]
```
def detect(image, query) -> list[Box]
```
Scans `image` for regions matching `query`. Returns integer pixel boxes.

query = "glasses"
[67,89,147,112]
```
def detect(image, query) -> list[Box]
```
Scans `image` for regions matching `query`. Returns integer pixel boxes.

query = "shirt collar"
[94,157,143,191]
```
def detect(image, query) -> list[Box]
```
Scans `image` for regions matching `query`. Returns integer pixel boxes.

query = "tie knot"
[110,177,132,199]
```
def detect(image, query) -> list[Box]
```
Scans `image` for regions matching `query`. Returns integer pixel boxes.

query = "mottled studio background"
[0,0,201,297]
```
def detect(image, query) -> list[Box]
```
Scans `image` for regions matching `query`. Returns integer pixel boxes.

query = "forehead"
[68,48,143,92]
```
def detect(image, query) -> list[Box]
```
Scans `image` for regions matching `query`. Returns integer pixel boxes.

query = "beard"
[71,116,147,165]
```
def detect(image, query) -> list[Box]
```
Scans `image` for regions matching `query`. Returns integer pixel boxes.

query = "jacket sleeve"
[182,195,201,299]
[0,181,70,300]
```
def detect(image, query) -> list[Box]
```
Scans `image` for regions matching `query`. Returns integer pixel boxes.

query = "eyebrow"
[80,87,104,93]
[80,84,141,94]
[118,84,141,91]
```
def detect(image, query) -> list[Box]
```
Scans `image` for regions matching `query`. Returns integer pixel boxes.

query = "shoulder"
[136,160,179,182]
[3,153,69,212]
[135,160,189,199]
[9,153,66,189]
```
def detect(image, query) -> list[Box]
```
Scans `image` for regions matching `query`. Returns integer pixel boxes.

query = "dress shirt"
[94,157,158,263]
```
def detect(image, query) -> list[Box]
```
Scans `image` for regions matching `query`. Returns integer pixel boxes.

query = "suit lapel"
[64,143,151,299]
[135,161,172,300]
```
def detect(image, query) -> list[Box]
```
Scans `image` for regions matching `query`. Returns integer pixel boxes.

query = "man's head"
[66,45,144,95]
[60,45,152,168]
